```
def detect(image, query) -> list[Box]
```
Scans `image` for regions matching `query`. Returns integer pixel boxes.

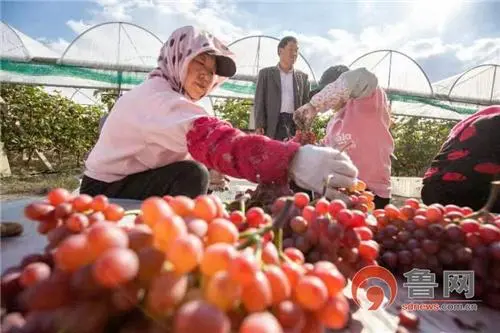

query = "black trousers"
[275,113,296,141]
[373,196,390,209]
[290,181,314,198]
[80,160,209,200]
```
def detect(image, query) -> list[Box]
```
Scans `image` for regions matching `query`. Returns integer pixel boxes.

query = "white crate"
[391,177,423,198]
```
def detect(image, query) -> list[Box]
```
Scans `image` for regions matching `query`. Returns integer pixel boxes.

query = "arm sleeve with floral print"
[310,67,379,113]
[186,116,301,184]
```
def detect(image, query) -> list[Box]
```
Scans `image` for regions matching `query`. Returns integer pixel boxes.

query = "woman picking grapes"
[81,26,358,200]
[294,66,394,209]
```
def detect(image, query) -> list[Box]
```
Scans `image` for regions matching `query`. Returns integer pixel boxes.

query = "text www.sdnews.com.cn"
[401,303,478,311]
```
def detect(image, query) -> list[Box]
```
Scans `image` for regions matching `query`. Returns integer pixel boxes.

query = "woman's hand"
[289,145,358,199]
[208,169,229,192]
[293,103,319,130]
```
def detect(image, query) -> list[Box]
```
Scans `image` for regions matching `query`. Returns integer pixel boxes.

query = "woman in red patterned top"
[421,105,500,212]
[80,26,358,200]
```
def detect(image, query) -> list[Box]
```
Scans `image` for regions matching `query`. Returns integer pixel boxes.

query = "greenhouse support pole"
[490,66,497,103]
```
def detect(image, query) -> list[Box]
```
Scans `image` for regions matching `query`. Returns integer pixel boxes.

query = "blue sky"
[2,0,500,83]
[2,1,97,41]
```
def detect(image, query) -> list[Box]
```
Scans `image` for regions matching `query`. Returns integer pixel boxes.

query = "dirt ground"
[0,171,81,201]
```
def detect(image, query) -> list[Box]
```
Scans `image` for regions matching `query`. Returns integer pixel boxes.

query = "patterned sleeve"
[186,116,301,184]
[309,77,350,113]
[309,68,379,113]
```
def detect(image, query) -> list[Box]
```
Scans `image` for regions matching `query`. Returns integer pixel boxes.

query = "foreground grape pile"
[373,197,500,309]
[3,181,499,332]
[1,189,352,333]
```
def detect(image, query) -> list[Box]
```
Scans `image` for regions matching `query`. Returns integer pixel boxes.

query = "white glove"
[289,145,358,198]
[322,188,352,203]
[293,103,319,130]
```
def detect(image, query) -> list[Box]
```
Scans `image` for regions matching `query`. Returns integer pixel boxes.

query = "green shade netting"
[0,59,478,115]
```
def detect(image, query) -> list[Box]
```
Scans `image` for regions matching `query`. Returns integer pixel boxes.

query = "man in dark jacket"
[254,36,310,140]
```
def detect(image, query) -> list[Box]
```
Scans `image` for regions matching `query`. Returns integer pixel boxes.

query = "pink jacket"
[309,68,394,198]
[84,77,300,185]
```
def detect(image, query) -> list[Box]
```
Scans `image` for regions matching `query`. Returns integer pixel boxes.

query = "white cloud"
[36,0,499,84]
[401,38,460,59]
[66,20,92,35]
[455,38,500,64]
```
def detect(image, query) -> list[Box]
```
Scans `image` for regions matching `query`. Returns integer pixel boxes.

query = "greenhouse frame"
[1,21,499,121]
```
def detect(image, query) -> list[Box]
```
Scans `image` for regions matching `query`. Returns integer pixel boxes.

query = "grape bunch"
[227,183,295,214]
[337,180,376,213]
[275,192,380,279]
[227,179,379,278]
[374,199,500,309]
[229,178,375,217]
[1,188,352,333]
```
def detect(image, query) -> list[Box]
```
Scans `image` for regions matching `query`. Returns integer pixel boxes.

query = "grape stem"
[237,197,294,256]
[279,251,294,265]
[272,198,294,254]
[255,239,263,265]
[274,228,284,256]
[239,224,272,239]
[272,198,294,230]
[462,180,500,221]
[322,175,334,198]
[236,234,260,250]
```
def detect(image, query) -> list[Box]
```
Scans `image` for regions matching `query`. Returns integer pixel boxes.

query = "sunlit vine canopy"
[1,21,499,120]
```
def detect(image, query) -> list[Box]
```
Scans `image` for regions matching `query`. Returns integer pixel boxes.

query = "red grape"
[328,200,347,218]
[246,207,266,227]
[284,247,305,264]
[239,311,283,333]
[20,262,51,287]
[93,248,139,288]
[294,192,310,208]
[173,300,230,333]
[272,300,305,330]
[336,209,353,227]
[24,202,54,221]
[479,224,500,244]
[315,198,329,215]
[290,216,308,234]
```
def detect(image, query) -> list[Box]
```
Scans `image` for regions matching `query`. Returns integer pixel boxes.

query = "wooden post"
[249,104,255,130]
[0,96,12,177]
